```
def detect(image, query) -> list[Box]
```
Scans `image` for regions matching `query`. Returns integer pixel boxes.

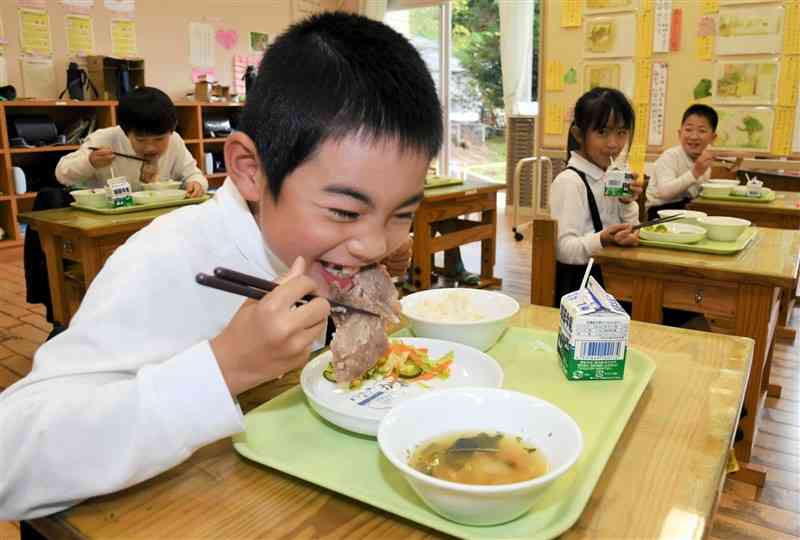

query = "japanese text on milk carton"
[557,276,629,380]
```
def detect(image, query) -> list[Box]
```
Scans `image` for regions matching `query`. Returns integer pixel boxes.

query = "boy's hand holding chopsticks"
[88,146,116,169]
[209,256,331,396]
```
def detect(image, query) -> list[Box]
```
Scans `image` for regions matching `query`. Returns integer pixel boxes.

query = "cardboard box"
[557,277,629,380]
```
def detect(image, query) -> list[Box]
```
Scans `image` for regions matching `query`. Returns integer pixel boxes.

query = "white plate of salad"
[300,337,504,436]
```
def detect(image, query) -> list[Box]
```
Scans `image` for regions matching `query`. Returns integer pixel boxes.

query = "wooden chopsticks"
[195,266,380,318]
[631,214,685,231]
[88,146,149,163]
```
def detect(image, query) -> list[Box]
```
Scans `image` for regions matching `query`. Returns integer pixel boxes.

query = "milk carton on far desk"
[557,276,629,380]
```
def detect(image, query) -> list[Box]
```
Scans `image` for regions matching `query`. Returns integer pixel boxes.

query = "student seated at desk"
[549,87,641,305]
[645,104,717,220]
[0,12,440,519]
[55,87,207,197]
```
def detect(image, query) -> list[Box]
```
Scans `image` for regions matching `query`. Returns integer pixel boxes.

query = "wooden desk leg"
[631,277,663,324]
[39,233,68,327]
[79,237,102,289]
[733,284,779,479]
[412,217,433,291]
[775,287,797,343]
[480,206,496,281]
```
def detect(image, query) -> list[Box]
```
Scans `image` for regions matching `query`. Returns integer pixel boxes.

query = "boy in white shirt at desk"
[0,12,439,519]
[55,87,207,197]
[645,104,718,220]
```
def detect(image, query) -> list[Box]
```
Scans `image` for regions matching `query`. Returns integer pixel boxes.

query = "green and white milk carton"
[557,276,629,380]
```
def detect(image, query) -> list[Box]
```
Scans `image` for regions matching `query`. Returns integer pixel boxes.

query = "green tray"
[233,327,656,540]
[639,226,756,254]
[70,195,209,214]
[698,189,776,203]
[425,176,464,189]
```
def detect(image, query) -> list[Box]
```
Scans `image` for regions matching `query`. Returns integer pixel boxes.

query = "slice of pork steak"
[329,265,400,383]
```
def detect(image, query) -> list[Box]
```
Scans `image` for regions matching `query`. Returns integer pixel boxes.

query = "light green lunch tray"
[639,226,756,255]
[232,327,656,540]
[425,176,464,189]
[699,189,776,203]
[70,195,210,214]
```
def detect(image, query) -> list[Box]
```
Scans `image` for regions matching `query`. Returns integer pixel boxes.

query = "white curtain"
[498,0,535,115]
[360,0,388,21]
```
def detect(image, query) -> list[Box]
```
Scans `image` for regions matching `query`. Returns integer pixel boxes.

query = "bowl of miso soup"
[377,387,583,526]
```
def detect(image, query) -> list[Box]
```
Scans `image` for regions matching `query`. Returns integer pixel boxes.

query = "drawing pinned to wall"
[18,8,52,57]
[584,0,636,14]
[61,0,94,13]
[716,5,783,55]
[65,14,94,56]
[249,31,269,53]
[713,61,778,105]
[216,28,238,50]
[715,107,774,151]
[110,18,137,57]
[583,61,634,97]
[694,78,712,99]
[564,67,578,85]
[584,14,635,58]
[104,0,135,14]
[0,47,7,86]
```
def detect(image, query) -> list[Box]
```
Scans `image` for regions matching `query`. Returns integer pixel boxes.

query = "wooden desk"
[688,192,800,341]
[595,227,800,480]
[18,207,181,326]
[738,168,800,192]
[411,179,504,291]
[27,306,752,540]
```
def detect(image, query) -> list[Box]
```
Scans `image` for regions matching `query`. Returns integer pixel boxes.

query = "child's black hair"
[117,87,177,136]
[681,104,718,131]
[567,87,635,160]
[239,11,443,200]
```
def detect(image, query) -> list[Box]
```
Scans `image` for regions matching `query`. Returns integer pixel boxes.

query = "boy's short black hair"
[567,87,635,159]
[240,11,443,200]
[117,87,177,136]
[682,104,718,131]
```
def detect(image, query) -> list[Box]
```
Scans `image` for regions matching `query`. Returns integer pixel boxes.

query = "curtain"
[498,0,535,115]
[360,0,388,20]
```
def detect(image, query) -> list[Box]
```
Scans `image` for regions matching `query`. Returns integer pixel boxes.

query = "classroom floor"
[0,199,798,540]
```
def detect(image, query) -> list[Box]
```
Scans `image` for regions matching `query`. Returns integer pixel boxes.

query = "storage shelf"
[16,192,37,199]
[10,145,80,154]
[203,138,226,143]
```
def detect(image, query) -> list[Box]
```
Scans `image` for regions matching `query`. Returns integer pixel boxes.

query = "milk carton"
[106,177,134,208]
[745,177,763,198]
[557,276,629,380]
[603,146,634,198]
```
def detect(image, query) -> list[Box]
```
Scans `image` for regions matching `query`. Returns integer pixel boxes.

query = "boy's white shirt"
[55,126,208,192]
[549,151,640,265]
[645,145,710,210]
[0,179,327,519]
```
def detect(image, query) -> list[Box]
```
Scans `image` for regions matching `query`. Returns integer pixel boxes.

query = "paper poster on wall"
[546,60,565,91]
[110,18,137,57]
[20,56,55,98]
[17,0,47,8]
[648,62,668,146]
[544,103,566,136]
[670,8,682,51]
[652,0,672,53]
[561,0,582,27]
[0,14,5,44]
[583,60,634,97]
[584,0,635,14]
[713,60,778,105]
[104,0,134,14]
[792,98,800,152]
[715,107,774,151]
[216,28,238,50]
[60,0,94,13]
[190,22,214,68]
[18,8,52,57]
[716,5,783,56]
[65,14,94,56]
[583,14,635,58]
[249,32,269,53]
[771,106,793,156]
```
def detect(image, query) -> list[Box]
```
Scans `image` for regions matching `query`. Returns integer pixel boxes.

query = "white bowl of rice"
[401,288,519,351]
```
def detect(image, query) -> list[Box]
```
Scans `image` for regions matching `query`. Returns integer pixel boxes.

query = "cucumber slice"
[323,364,337,383]
[398,362,423,379]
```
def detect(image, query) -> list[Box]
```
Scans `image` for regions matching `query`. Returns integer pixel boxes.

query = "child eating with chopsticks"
[55,86,207,198]
[0,12,440,519]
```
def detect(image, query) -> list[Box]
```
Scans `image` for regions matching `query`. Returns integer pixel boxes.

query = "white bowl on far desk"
[700,183,733,197]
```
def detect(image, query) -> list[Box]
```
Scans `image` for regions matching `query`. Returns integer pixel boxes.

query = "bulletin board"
[537,0,800,176]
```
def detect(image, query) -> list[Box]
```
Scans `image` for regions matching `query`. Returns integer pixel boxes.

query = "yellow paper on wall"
[771,107,794,156]
[110,18,137,58]
[695,36,713,61]
[560,0,581,28]
[633,102,650,147]
[635,8,654,59]
[546,60,565,92]
[778,56,800,108]
[629,144,647,180]
[785,3,800,55]
[634,59,652,105]
[18,8,52,57]
[701,0,719,15]
[65,14,94,57]
[545,103,565,136]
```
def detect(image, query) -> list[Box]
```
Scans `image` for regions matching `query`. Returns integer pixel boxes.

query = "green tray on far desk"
[698,189,776,203]
[639,226,757,254]
[233,327,656,540]
[70,195,209,214]
[425,176,464,189]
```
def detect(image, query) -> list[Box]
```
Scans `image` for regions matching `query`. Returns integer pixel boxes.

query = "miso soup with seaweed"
[409,431,548,486]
